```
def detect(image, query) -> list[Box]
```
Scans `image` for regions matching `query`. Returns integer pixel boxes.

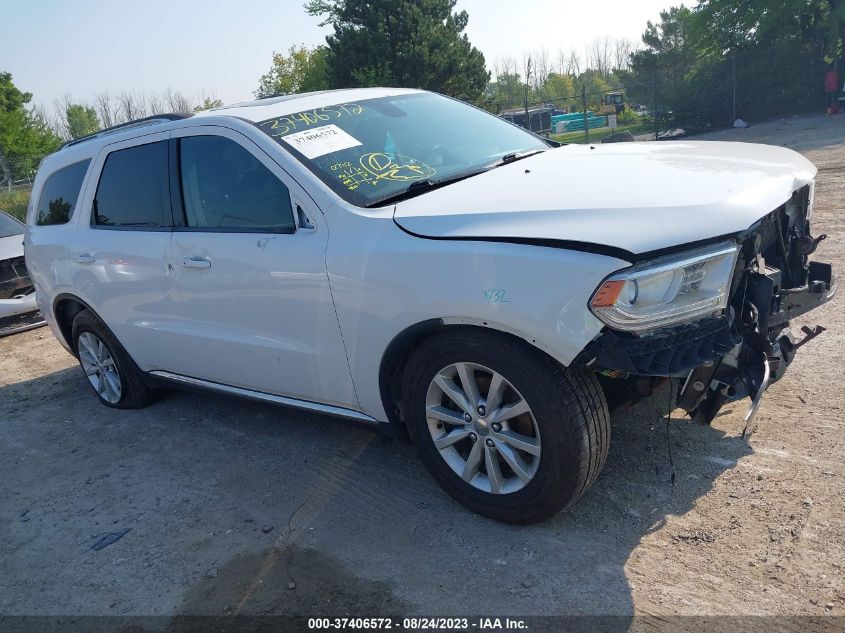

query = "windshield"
[0,212,24,238]
[256,92,549,207]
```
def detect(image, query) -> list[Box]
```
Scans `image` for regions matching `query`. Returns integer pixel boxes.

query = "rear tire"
[71,309,156,409]
[401,329,609,524]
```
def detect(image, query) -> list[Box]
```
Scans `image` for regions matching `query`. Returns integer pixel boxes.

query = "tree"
[623,2,839,132]
[305,0,489,102]
[66,104,100,139]
[94,92,117,128]
[544,72,575,103]
[486,71,523,112]
[627,7,696,125]
[0,72,60,182]
[194,96,224,112]
[255,45,329,98]
[0,72,31,113]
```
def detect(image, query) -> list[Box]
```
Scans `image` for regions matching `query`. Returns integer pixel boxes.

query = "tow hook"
[742,325,827,436]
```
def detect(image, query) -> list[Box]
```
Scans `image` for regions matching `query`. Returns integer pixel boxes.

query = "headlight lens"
[590,241,739,334]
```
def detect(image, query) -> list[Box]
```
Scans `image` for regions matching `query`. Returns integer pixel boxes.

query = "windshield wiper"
[365,170,486,208]
[364,150,547,208]
[486,149,546,169]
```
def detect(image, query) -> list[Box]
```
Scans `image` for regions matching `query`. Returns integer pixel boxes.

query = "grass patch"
[0,190,30,223]
[551,122,653,144]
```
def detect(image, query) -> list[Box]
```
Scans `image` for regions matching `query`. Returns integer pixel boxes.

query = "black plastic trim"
[171,226,297,235]
[583,317,740,376]
[89,225,172,232]
[168,137,185,227]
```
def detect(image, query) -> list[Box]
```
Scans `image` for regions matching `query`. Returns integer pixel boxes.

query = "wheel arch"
[52,293,97,354]
[377,317,574,430]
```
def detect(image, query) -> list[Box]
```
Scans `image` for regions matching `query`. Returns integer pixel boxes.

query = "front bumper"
[585,249,834,426]
[0,291,45,337]
[0,254,46,336]
[585,260,836,377]
[0,290,38,319]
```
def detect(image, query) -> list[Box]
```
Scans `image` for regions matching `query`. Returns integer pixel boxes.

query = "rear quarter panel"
[24,150,96,352]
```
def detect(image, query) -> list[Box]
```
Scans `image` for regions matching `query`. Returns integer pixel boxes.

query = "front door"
[165,126,358,410]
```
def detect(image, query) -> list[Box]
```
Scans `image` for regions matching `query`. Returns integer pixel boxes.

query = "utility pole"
[582,85,589,143]
[653,63,659,141]
[731,51,737,123]
[524,57,532,132]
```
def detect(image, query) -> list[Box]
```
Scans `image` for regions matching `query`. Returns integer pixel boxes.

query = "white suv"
[25,88,834,523]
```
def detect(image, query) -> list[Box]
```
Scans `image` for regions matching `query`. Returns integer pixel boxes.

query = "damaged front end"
[0,254,45,337]
[584,184,836,428]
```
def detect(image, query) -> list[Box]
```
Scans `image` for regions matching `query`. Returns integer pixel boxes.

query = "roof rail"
[60,113,193,151]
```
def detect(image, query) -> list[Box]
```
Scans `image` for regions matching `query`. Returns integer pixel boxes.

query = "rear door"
[165,126,357,409]
[67,132,177,370]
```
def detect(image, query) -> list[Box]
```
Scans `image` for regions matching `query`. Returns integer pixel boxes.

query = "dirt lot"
[1,114,843,622]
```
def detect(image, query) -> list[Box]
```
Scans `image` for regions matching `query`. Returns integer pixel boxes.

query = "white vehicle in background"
[24,88,834,523]
[0,210,44,336]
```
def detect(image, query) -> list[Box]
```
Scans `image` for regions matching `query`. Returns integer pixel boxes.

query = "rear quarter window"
[35,159,91,226]
[93,141,170,228]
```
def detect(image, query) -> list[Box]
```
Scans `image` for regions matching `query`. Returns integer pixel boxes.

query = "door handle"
[74,253,95,264]
[182,257,212,269]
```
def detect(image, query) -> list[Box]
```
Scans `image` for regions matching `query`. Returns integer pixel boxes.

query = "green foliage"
[0,189,30,223]
[626,2,839,132]
[0,72,32,113]
[574,70,612,110]
[255,45,330,98]
[617,106,639,124]
[66,104,100,139]
[305,0,489,102]
[0,73,61,182]
[544,73,575,102]
[484,72,523,113]
[194,97,224,112]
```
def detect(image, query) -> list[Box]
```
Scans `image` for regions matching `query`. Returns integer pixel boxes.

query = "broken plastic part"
[742,352,771,437]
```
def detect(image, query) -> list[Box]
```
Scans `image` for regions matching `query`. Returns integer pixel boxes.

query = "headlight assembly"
[590,241,739,334]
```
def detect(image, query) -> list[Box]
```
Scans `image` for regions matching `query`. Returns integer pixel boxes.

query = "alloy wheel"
[78,331,123,404]
[424,362,541,494]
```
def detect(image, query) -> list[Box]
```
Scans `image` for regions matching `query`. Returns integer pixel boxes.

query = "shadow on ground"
[0,365,752,623]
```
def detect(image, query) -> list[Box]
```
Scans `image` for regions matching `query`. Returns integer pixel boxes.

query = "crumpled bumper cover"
[0,293,45,337]
[583,261,835,377]
[584,317,739,376]
[0,291,38,319]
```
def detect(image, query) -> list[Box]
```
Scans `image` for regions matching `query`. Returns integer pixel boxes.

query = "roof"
[43,87,425,168]
[193,87,424,123]
[59,113,193,151]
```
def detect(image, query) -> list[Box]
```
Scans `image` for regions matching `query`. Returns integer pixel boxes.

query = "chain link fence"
[492,81,662,145]
[0,152,34,223]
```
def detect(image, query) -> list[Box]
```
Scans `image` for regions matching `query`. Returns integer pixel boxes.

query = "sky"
[2,0,670,110]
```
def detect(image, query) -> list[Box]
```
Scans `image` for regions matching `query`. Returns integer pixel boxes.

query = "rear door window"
[35,159,91,226]
[178,135,296,233]
[93,141,170,228]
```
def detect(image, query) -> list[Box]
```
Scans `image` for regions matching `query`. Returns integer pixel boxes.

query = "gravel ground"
[1,114,843,621]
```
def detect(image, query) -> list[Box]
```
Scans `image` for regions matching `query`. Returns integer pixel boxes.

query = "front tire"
[71,309,156,409]
[402,329,609,524]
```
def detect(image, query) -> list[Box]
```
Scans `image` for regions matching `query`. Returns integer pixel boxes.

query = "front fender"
[326,214,630,421]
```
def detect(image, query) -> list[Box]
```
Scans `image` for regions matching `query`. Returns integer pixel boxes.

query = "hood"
[393,141,816,258]
[0,233,24,261]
